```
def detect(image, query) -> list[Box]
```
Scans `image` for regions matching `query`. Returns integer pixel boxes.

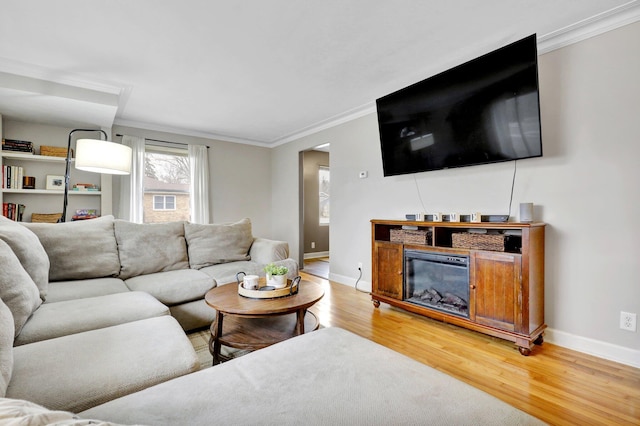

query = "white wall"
[271,22,640,366]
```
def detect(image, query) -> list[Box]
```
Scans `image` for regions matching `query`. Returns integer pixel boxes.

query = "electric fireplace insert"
[404,250,470,318]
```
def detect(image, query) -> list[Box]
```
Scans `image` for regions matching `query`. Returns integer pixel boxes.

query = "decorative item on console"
[404,213,510,223]
[519,202,534,223]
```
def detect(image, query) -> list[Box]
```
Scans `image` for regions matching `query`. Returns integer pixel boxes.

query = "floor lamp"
[61,129,132,222]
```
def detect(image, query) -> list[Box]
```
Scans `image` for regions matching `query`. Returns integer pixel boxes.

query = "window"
[144,146,190,223]
[153,195,176,211]
[319,166,330,225]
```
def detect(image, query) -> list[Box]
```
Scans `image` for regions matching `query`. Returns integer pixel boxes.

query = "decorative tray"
[237,275,301,299]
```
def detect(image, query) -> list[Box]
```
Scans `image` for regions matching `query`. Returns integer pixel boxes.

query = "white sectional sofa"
[0,215,297,412]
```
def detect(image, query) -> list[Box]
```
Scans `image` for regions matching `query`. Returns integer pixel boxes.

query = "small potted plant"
[265,263,289,288]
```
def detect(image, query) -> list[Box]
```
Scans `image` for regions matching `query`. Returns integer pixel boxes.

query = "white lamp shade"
[75,139,132,175]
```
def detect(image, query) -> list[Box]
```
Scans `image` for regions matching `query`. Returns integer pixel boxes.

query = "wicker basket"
[31,213,62,223]
[40,146,71,158]
[452,232,506,251]
[390,229,432,245]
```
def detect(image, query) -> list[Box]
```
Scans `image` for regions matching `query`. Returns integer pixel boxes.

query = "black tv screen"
[376,34,542,176]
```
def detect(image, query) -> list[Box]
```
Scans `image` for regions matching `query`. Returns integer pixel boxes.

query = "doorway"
[299,144,330,279]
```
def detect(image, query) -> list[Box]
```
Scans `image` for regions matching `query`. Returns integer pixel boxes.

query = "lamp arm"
[60,129,108,222]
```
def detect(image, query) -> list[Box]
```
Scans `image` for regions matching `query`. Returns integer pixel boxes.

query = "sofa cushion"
[184,218,253,269]
[115,220,189,280]
[14,292,170,346]
[168,299,217,332]
[0,298,14,398]
[8,316,200,413]
[0,397,133,426]
[24,215,120,282]
[44,278,130,304]
[248,237,289,264]
[0,239,42,337]
[124,269,214,306]
[0,216,50,300]
[199,260,265,285]
[80,327,544,425]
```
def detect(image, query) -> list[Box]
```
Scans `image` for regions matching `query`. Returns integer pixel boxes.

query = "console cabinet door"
[471,251,522,332]
[373,242,403,300]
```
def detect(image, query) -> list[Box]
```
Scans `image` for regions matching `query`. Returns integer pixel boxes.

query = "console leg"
[518,346,532,356]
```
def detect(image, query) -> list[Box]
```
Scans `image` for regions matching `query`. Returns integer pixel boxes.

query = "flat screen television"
[376,34,542,177]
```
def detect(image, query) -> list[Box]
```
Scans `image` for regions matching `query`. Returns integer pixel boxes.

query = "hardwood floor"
[301,257,329,279]
[302,272,640,426]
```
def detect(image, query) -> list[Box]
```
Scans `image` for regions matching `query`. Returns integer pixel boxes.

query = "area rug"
[188,329,248,370]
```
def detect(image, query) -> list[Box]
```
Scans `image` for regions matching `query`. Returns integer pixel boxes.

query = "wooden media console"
[371,219,546,355]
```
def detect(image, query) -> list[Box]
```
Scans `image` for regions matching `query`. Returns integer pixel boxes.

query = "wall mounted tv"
[376,34,542,177]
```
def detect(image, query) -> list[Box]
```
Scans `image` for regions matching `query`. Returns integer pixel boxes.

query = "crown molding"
[271,102,376,147]
[112,118,272,148]
[538,1,640,53]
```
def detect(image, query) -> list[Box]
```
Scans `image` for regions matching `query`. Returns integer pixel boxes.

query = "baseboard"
[303,251,330,260]
[329,273,639,368]
[544,328,640,368]
[329,272,371,293]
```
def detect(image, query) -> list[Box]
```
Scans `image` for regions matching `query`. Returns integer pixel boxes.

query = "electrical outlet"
[620,311,637,332]
[358,262,363,270]
[311,242,315,249]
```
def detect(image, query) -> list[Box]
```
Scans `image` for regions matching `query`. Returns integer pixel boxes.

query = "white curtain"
[118,135,145,223]
[188,144,210,224]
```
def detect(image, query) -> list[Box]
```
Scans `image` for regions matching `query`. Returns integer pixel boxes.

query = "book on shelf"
[72,208,99,221]
[2,139,34,154]
[2,165,24,189]
[72,183,100,191]
[2,202,26,221]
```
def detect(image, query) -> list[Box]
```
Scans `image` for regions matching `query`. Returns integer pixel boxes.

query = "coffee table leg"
[296,309,306,335]
[210,311,224,366]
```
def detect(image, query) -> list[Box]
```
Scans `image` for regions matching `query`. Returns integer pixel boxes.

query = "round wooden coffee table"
[205,280,324,365]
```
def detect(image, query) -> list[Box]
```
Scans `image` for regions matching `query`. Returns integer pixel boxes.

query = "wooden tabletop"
[205,280,324,316]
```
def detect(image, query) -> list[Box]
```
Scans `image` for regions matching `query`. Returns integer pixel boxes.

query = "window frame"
[152,194,177,211]
[319,165,330,226]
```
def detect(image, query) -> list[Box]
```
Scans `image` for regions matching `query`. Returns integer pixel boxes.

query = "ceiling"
[1,1,638,146]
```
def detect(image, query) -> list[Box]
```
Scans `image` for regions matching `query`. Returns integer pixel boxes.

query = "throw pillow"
[0,216,50,301]
[24,216,120,281]
[0,239,42,337]
[0,298,14,398]
[0,397,135,425]
[114,220,189,280]
[184,218,253,269]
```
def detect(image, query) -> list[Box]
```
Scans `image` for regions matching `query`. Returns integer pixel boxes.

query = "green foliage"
[264,263,288,276]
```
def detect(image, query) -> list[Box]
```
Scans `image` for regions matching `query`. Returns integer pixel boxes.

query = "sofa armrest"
[249,238,289,264]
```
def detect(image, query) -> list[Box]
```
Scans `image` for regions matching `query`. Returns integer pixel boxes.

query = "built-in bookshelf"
[1,151,105,222]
